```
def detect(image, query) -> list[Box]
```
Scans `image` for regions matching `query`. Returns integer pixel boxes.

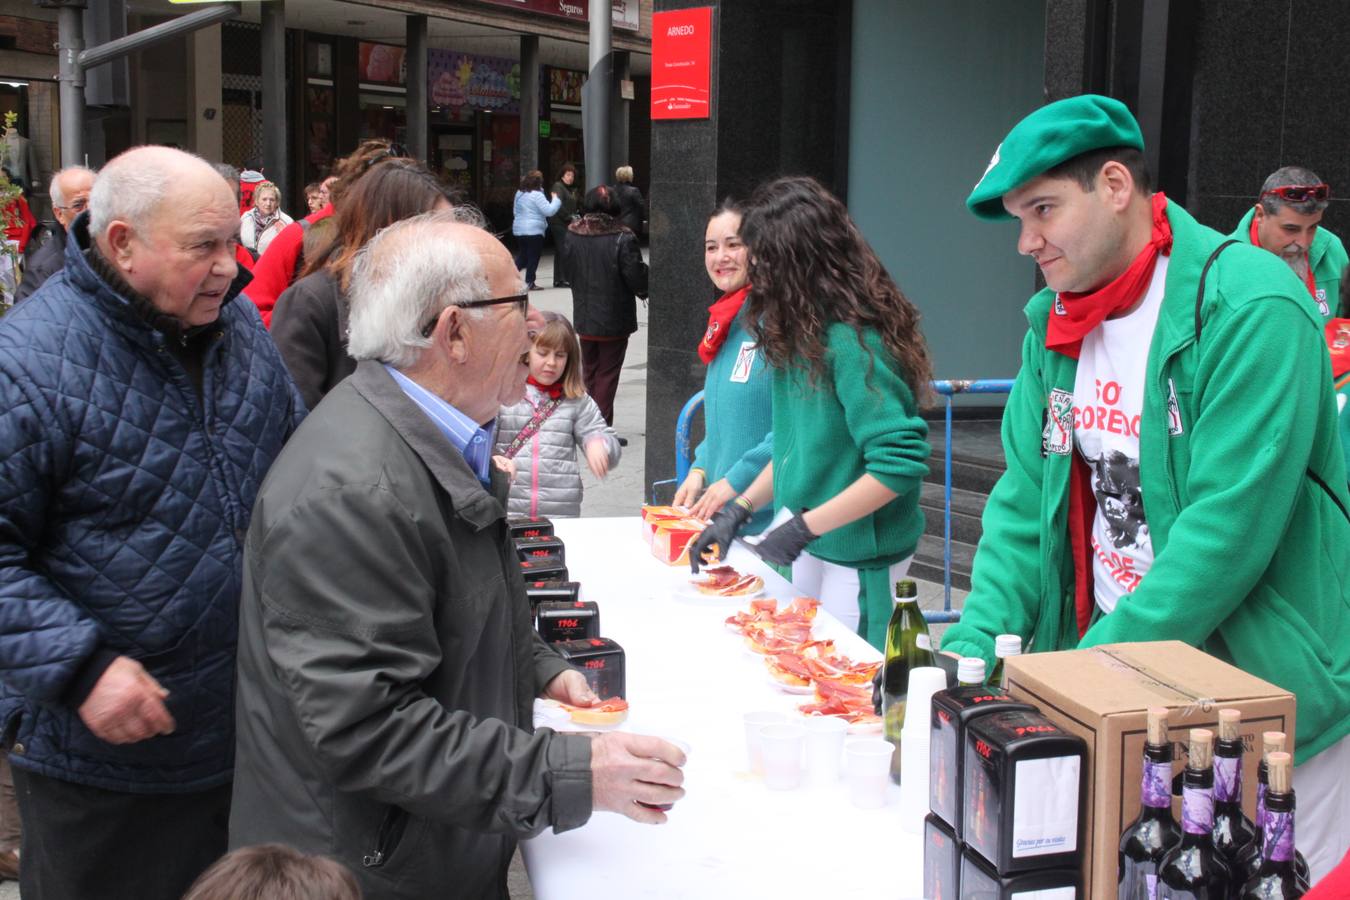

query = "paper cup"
[902,667,949,732]
[759,723,806,790]
[845,739,894,808]
[743,710,788,775]
[803,715,849,784]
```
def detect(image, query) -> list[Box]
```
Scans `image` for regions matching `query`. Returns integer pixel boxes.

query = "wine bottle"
[1236,733,1311,888]
[1119,707,1182,899]
[957,657,986,687]
[988,633,1022,688]
[1239,752,1305,899]
[1158,729,1232,898]
[1212,709,1257,871]
[882,579,934,783]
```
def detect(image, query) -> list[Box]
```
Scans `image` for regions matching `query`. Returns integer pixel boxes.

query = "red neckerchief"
[1047,192,1172,359]
[527,375,563,400]
[1249,214,1318,300]
[698,284,751,364]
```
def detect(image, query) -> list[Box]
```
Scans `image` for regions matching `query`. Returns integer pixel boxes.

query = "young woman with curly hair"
[691,175,933,649]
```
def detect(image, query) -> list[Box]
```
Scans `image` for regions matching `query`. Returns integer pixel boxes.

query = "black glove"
[753,512,817,566]
[689,499,753,573]
[871,666,883,716]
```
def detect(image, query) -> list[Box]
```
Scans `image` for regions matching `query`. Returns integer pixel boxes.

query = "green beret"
[966,94,1144,220]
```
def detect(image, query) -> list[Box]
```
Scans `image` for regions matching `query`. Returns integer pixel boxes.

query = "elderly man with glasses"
[229,210,685,899]
[1230,166,1349,319]
[13,165,95,304]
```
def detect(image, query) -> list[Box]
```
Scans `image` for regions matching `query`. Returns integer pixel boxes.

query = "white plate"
[847,719,884,735]
[767,675,815,695]
[676,582,766,603]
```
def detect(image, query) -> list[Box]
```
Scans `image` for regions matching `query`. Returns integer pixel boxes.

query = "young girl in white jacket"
[495,314,621,518]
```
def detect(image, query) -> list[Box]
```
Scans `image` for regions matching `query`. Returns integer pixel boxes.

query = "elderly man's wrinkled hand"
[78,656,176,745]
[590,732,686,824]
[543,668,598,707]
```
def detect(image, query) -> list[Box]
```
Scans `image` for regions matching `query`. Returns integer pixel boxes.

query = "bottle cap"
[1188,728,1213,770]
[1262,731,1286,757]
[994,634,1022,658]
[1267,751,1292,793]
[1218,708,1241,742]
[957,657,986,684]
[1146,707,1169,746]
[894,579,918,600]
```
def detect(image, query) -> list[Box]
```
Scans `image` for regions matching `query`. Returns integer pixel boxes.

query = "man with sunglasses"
[14,165,95,304]
[1230,167,1348,319]
[230,211,685,898]
[941,95,1350,881]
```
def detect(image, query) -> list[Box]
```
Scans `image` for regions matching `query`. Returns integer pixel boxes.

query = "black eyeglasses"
[420,294,530,337]
[55,198,88,213]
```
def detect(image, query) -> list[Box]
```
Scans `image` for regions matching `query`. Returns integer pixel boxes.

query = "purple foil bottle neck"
[1214,755,1241,804]
[1255,781,1267,830]
[1182,785,1215,836]
[1142,759,1172,809]
[1264,809,1295,863]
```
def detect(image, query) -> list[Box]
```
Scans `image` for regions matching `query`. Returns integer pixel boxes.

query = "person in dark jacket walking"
[0,145,303,900]
[230,211,684,899]
[612,165,645,235]
[271,157,455,410]
[547,163,579,287]
[562,184,648,432]
[14,165,95,304]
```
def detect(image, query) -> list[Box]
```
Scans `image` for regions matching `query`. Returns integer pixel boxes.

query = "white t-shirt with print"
[1072,255,1169,614]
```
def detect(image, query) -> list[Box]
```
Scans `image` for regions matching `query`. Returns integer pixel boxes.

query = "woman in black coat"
[612,165,645,235]
[562,185,648,431]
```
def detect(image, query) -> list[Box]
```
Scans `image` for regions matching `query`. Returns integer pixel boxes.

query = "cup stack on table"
[520,517,926,900]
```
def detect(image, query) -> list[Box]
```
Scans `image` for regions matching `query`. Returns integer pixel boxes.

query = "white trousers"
[790,551,913,636]
[1295,731,1350,882]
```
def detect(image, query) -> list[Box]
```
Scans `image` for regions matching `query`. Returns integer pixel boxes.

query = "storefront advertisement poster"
[359,42,406,86]
[652,7,712,121]
[428,50,521,115]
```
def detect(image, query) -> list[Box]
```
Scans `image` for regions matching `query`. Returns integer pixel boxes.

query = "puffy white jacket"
[496,385,621,518]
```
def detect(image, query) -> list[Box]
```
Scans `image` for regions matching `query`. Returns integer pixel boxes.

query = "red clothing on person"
[235,243,255,273]
[246,203,332,327]
[1306,849,1350,898]
[3,195,35,252]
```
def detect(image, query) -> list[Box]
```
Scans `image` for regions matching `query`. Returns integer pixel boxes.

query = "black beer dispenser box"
[960,846,1080,899]
[923,813,960,900]
[930,685,1035,837]
[536,600,600,643]
[508,516,554,539]
[962,709,1086,875]
[553,637,625,700]
[524,580,581,608]
[519,556,568,583]
[514,534,566,564]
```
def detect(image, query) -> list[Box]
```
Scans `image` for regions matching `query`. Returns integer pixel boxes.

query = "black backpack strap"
[1194,239,1239,342]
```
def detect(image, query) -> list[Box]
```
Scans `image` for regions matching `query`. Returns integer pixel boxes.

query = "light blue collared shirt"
[384,365,496,486]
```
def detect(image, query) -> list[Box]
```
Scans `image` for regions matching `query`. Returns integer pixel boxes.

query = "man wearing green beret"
[941,94,1350,880]
[1229,165,1348,320]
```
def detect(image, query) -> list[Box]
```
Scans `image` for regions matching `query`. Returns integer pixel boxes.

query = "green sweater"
[1230,207,1349,320]
[690,310,774,534]
[943,202,1350,763]
[771,323,930,567]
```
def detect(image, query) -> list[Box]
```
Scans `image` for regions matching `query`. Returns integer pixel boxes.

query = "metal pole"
[584,1,611,189]
[78,3,238,70]
[519,35,539,177]
[406,15,428,163]
[260,0,287,198]
[56,3,86,168]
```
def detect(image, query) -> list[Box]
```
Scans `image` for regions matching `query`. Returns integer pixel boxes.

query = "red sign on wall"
[651,7,712,121]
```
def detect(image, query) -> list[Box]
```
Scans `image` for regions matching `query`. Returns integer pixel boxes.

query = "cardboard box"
[1004,641,1295,899]
[649,518,706,566]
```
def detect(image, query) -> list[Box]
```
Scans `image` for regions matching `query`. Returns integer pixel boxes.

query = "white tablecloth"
[521,517,924,899]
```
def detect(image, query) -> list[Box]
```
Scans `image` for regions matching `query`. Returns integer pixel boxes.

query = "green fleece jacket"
[943,202,1350,763]
[1230,207,1349,321]
[690,310,774,534]
[771,323,930,567]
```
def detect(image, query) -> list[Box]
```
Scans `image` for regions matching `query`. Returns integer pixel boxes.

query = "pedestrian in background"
[562,184,648,440]
[612,165,645,235]
[15,164,95,303]
[239,180,292,259]
[548,163,579,287]
[513,169,560,291]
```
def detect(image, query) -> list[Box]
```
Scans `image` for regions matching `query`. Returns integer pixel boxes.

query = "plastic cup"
[897,728,930,831]
[845,739,895,808]
[759,723,806,790]
[744,710,788,774]
[903,667,949,731]
[802,715,849,784]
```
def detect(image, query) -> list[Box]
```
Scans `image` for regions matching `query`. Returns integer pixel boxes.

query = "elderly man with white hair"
[229,210,684,898]
[0,145,302,900]
[14,164,95,303]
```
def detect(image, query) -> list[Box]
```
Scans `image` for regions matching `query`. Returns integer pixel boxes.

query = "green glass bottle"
[882,579,934,783]
[988,634,1022,688]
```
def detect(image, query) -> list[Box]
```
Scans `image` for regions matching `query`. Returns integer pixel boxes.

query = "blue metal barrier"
[664,379,1015,625]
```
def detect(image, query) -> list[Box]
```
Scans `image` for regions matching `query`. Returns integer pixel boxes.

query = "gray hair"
[213,163,240,203]
[89,146,222,236]
[615,165,634,184]
[49,165,95,208]
[1259,166,1330,215]
[346,207,495,368]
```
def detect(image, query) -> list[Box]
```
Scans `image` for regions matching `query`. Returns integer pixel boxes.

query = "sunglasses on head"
[420,294,530,337]
[1261,183,1330,203]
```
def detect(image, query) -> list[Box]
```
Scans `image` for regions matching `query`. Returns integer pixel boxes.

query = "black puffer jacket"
[562,214,648,338]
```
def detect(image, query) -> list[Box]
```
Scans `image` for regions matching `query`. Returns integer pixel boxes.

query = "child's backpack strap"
[1194,239,1239,343]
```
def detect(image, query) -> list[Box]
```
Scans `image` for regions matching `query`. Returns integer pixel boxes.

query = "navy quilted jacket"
[0,219,304,792]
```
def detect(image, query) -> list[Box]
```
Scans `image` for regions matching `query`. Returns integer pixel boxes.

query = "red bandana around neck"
[1249,214,1318,300]
[527,375,564,400]
[698,284,752,364]
[1046,192,1172,359]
